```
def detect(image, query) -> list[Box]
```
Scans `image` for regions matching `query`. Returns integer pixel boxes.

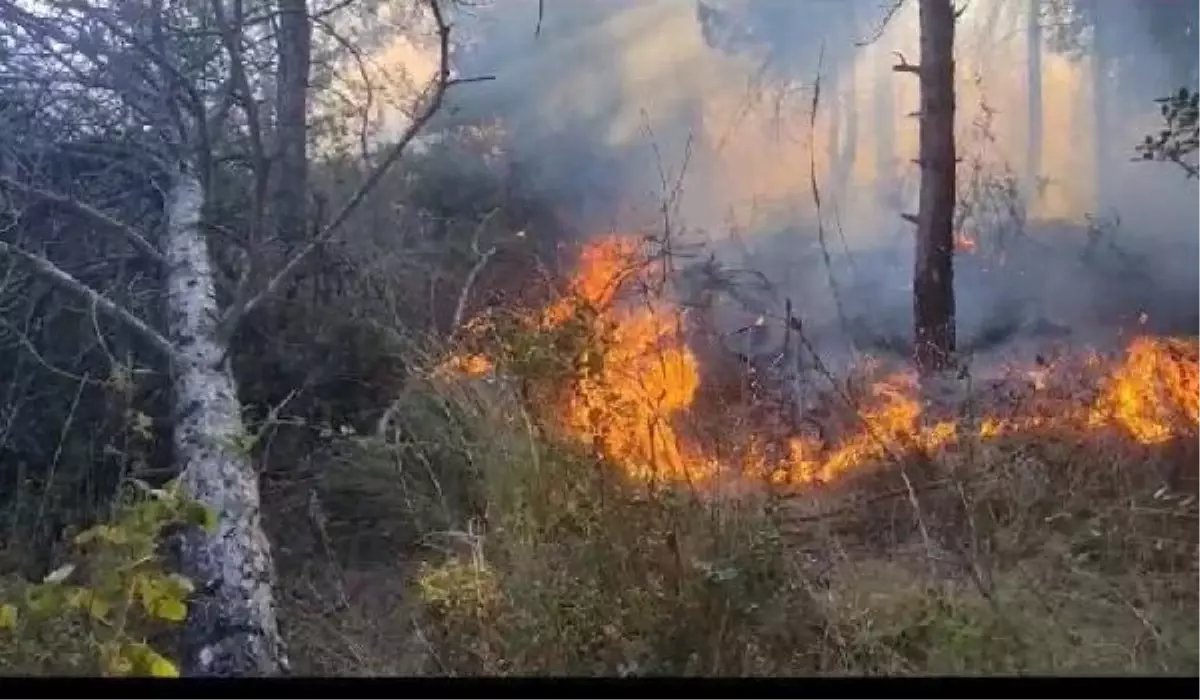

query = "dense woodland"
[0,0,1196,678]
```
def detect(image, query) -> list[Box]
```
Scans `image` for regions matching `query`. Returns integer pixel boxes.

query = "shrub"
[0,480,213,676]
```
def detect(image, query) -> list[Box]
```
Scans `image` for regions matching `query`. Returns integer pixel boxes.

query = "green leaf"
[146,652,180,678]
[0,603,17,630]
[124,642,182,678]
[152,597,188,622]
[134,574,161,613]
[182,501,218,534]
[26,584,67,617]
[85,594,112,622]
[76,524,130,546]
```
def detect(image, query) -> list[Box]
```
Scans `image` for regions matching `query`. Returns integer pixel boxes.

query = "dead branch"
[451,209,502,333]
[0,174,164,264]
[785,306,937,566]
[310,15,378,166]
[209,0,270,246]
[892,51,921,74]
[0,239,176,360]
[856,0,907,47]
[806,46,851,345]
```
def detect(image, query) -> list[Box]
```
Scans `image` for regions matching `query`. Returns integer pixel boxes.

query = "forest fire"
[445,235,1199,490]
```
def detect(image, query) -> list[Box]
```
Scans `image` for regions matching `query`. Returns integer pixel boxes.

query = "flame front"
[547,236,707,482]
[444,235,1199,489]
[1092,336,1200,444]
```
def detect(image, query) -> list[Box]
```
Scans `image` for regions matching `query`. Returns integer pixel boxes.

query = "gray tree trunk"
[912,0,957,373]
[272,0,312,247]
[164,169,287,676]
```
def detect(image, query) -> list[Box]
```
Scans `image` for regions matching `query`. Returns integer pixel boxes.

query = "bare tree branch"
[0,239,176,359]
[857,0,908,47]
[210,0,270,242]
[451,208,502,332]
[0,174,165,264]
[220,0,493,334]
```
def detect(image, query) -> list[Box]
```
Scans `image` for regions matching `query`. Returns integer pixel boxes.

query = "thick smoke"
[441,0,1198,362]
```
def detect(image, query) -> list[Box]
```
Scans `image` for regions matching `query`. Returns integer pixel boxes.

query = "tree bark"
[1025,0,1043,213]
[272,0,311,247]
[164,169,287,676]
[912,0,957,374]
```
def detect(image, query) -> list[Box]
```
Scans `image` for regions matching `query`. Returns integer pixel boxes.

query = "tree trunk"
[272,0,311,247]
[1026,0,1043,213]
[912,0,957,374]
[165,170,287,676]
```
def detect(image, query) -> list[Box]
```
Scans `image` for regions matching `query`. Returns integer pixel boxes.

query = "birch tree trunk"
[0,0,458,678]
[164,169,287,676]
[912,0,957,373]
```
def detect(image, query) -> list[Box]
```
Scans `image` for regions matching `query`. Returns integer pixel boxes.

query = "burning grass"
[441,234,1199,494]
[284,233,1198,676]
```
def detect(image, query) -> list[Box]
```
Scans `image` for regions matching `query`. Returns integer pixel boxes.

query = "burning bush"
[443,233,1199,495]
[397,230,1199,676]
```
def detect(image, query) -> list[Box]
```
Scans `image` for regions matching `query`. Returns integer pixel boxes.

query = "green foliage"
[0,479,215,677]
[414,434,822,676]
[836,582,1033,674]
[485,303,610,388]
[1137,86,1200,179]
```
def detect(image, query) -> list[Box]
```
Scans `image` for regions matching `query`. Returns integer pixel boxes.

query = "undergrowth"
[0,480,213,676]
[274,325,1199,676]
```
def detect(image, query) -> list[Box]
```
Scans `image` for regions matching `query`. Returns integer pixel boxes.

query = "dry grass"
[268,334,1199,677]
[265,218,1198,676]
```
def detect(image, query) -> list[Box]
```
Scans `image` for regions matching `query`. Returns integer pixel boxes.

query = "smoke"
[437,0,1198,358]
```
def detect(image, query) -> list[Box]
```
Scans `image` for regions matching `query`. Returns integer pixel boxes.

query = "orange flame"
[1091,336,1200,444]
[548,236,708,481]
[442,234,1199,489]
